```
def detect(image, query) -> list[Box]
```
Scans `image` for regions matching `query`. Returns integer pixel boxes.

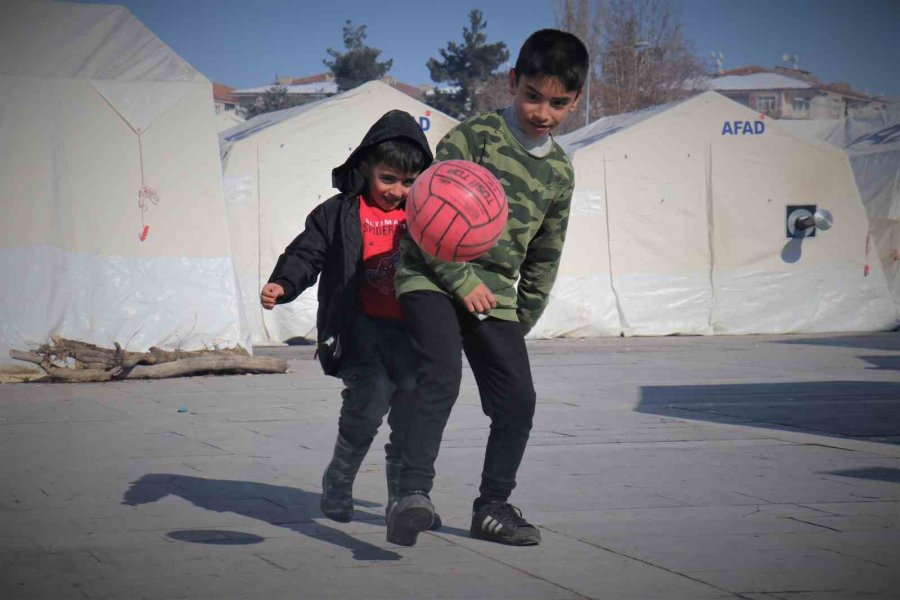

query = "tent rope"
[136,135,159,241]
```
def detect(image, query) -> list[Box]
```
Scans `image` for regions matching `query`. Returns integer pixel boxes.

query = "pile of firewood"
[9,337,287,383]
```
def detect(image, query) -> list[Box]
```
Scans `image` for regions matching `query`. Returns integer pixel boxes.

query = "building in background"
[212,83,239,114]
[708,66,887,120]
[232,73,338,114]
[232,73,432,115]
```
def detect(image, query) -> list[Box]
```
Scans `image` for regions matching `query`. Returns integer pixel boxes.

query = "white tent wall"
[215,111,244,133]
[780,111,900,312]
[871,217,900,309]
[710,127,894,333]
[533,104,669,338]
[0,2,248,371]
[848,139,900,311]
[220,81,457,345]
[220,141,267,344]
[535,92,896,338]
[529,178,621,337]
[601,102,714,336]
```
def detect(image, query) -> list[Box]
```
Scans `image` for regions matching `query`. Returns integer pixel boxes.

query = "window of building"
[756,96,776,112]
[792,98,810,113]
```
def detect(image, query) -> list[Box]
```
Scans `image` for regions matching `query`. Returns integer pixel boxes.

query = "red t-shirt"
[358,195,406,320]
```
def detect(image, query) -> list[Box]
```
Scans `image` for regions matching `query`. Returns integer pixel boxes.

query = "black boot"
[320,434,369,523]
[385,458,442,530]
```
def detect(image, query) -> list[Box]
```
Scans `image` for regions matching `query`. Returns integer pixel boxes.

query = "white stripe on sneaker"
[479,515,505,535]
[481,516,494,531]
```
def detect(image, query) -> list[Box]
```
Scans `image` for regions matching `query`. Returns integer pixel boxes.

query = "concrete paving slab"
[1,332,898,599]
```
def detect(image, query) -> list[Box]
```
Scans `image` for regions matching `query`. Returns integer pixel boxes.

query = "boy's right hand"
[260,283,285,310]
[463,284,496,315]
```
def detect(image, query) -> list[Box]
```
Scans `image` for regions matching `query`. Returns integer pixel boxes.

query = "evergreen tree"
[426,10,509,118]
[324,20,393,92]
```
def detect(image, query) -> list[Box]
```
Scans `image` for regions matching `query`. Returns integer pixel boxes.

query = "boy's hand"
[260,283,285,310]
[463,284,496,315]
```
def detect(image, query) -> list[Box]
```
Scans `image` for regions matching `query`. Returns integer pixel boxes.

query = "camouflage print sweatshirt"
[395,110,575,334]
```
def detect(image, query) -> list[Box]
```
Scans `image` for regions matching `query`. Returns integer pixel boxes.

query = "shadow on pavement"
[637,381,900,444]
[826,467,900,483]
[166,529,266,545]
[123,474,402,561]
[860,355,900,371]
[775,333,900,352]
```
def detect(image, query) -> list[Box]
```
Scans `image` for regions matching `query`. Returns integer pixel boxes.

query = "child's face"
[362,162,420,211]
[508,70,580,138]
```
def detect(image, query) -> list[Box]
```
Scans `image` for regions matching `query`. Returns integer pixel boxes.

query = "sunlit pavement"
[2,332,898,599]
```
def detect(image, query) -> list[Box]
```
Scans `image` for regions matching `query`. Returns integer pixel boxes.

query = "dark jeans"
[337,313,417,462]
[397,291,536,502]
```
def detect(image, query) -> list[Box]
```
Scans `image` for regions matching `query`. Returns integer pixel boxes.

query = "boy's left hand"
[463,284,496,315]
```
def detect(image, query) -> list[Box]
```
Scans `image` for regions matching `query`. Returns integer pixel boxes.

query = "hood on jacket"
[331,109,434,195]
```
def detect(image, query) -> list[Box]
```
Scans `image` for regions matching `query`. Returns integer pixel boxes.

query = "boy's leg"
[394,291,465,496]
[382,320,418,469]
[462,317,541,545]
[462,318,536,503]
[322,314,394,522]
[383,321,442,529]
[387,291,463,545]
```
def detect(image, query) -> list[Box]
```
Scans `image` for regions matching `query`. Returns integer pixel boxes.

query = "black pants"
[337,313,417,462]
[398,291,536,503]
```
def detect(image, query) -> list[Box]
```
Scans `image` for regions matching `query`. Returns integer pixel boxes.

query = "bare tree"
[556,0,708,124]
[554,0,602,133]
[598,0,707,115]
[474,73,511,113]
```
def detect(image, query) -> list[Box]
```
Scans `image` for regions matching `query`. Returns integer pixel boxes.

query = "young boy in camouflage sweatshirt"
[387,30,589,547]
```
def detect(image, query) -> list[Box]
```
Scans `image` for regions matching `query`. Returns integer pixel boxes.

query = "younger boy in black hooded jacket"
[260,110,440,528]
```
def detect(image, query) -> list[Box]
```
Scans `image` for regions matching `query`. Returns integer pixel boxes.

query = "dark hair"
[364,138,429,175]
[514,29,589,93]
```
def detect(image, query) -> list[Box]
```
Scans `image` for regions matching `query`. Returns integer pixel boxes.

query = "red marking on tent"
[140,225,150,241]
[425,110,432,116]
[759,113,765,120]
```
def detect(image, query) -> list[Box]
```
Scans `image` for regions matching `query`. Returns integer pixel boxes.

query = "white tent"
[533,91,897,338]
[781,107,900,310]
[219,81,457,345]
[0,1,247,371]
[215,110,245,133]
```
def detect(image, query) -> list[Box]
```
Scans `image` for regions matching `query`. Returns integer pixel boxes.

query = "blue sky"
[72,0,900,97]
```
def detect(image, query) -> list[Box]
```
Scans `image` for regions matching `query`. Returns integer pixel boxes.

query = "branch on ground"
[8,337,286,383]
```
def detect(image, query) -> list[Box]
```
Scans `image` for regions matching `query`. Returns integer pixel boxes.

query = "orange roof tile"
[213,82,238,103]
[389,81,425,100]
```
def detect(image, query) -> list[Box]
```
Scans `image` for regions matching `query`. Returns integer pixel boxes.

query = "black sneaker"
[470,501,541,546]
[386,493,434,547]
[384,503,443,531]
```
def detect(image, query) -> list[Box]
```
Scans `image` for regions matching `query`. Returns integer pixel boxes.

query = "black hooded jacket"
[267,110,433,376]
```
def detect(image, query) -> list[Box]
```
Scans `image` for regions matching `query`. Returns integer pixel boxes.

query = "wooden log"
[146,346,250,364]
[8,352,116,382]
[42,366,120,383]
[10,343,279,383]
[125,356,287,380]
[9,350,48,368]
[48,337,147,368]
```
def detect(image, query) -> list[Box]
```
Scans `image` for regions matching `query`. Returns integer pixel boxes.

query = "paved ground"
[1,332,899,600]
